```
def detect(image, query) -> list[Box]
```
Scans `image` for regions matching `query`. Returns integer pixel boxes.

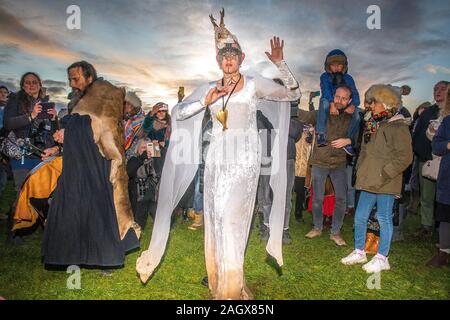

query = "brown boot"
[187,208,195,220]
[188,212,203,230]
[426,250,449,267]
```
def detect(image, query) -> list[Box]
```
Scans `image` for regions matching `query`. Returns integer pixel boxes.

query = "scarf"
[363,108,397,143]
[124,109,145,151]
[153,117,171,143]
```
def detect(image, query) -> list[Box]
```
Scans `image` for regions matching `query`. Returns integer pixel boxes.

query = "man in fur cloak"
[42,61,141,268]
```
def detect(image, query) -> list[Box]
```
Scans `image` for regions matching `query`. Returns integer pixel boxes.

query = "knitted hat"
[152,102,168,113]
[365,84,401,110]
[125,91,142,108]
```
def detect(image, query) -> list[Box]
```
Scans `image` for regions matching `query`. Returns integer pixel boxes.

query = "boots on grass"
[188,212,203,230]
[426,250,449,267]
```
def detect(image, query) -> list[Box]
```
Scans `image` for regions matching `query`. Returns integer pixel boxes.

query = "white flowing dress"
[136,60,300,300]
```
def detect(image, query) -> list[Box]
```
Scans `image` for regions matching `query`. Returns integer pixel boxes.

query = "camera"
[38,102,55,119]
[146,142,161,158]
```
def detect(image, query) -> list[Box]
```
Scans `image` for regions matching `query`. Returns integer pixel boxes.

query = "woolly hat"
[152,102,168,113]
[365,84,401,110]
[324,49,348,73]
[125,91,142,108]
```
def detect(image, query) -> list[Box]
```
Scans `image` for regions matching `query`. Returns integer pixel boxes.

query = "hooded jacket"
[355,114,413,196]
[320,49,360,107]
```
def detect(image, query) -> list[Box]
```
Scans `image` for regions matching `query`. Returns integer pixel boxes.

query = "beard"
[335,102,345,110]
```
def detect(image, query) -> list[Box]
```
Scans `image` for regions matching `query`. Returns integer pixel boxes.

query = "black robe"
[42,114,139,267]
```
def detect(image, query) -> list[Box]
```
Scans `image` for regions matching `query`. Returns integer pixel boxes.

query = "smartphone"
[178,86,185,102]
[38,102,56,119]
[146,142,154,157]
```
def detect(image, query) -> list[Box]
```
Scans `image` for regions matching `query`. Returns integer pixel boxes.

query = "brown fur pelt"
[72,79,141,240]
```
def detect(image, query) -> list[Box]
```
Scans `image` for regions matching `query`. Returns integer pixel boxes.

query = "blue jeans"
[354,191,395,256]
[316,97,361,141]
[193,170,203,213]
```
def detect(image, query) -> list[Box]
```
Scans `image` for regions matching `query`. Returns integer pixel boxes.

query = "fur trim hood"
[365,84,401,110]
[324,49,348,73]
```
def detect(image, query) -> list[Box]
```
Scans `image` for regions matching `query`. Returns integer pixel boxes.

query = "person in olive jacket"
[341,84,413,273]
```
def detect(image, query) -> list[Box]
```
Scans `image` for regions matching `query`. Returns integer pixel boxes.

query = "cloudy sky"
[0,0,449,111]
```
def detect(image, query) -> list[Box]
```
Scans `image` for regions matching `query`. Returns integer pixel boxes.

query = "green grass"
[0,180,449,300]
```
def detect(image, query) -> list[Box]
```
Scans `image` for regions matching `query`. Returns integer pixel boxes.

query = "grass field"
[0,180,449,300]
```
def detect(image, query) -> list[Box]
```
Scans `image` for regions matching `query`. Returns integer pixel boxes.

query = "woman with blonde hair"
[341,84,413,273]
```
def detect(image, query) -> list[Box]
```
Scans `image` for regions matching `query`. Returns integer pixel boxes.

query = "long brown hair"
[18,72,44,114]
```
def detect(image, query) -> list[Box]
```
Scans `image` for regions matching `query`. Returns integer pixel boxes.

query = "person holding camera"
[126,138,159,230]
[3,72,57,192]
[142,102,172,177]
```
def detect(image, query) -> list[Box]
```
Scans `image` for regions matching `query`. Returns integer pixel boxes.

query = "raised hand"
[265,36,284,64]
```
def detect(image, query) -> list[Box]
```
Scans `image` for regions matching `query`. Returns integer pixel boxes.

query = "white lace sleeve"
[255,60,301,102]
[176,84,211,121]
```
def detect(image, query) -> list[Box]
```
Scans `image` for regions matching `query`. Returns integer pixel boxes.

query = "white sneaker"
[341,249,368,265]
[362,255,391,273]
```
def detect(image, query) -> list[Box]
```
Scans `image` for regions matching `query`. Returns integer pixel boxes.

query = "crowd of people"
[0,16,449,299]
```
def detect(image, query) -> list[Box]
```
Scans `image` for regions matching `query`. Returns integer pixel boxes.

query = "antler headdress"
[209,8,241,54]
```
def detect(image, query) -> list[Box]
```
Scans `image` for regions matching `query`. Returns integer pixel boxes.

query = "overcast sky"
[0,0,449,111]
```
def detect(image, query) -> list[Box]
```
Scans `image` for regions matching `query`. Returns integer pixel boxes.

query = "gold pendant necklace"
[216,74,241,131]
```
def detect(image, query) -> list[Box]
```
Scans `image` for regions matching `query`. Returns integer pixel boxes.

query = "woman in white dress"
[137,9,300,300]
